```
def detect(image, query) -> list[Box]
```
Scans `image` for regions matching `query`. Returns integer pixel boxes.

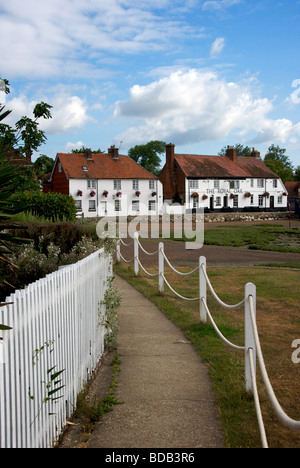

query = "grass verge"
[174,224,300,253]
[114,262,300,448]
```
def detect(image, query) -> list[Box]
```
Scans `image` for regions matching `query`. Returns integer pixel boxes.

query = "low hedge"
[12,191,77,222]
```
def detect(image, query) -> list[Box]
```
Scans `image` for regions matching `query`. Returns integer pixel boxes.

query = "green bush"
[9,221,98,254]
[12,191,77,222]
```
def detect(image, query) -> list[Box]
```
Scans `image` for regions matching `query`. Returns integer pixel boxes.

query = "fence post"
[134,232,139,276]
[159,242,164,293]
[116,241,121,263]
[199,256,207,323]
[245,282,256,394]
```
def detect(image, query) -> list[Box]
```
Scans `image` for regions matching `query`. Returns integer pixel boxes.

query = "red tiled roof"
[174,154,279,179]
[285,181,300,197]
[55,153,157,180]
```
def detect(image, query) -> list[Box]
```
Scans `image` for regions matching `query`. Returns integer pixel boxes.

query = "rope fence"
[116,233,300,448]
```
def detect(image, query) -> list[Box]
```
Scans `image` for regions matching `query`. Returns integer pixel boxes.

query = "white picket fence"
[0,248,112,448]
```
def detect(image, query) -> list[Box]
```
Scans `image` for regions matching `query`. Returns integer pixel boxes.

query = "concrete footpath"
[86,274,224,449]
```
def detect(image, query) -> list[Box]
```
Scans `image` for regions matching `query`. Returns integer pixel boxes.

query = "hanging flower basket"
[135,190,141,197]
[151,191,157,197]
[263,192,270,198]
[90,190,96,197]
[191,192,199,199]
[282,192,287,196]
[103,190,108,197]
[77,190,83,197]
[116,191,122,197]
[202,194,208,200]
[230,193,236,199]
[245,192,252,198]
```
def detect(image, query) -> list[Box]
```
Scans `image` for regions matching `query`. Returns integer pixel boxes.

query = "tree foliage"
[0,152,30,318]
[33,155,55,177]
[263,144,294,182]
[128,140,166,175]
[0,78,52,161]
[71,146,103,154]
[218,144,252,157]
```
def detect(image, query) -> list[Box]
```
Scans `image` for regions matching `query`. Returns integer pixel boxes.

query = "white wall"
[185,178,288,211]
[70,178,163,217]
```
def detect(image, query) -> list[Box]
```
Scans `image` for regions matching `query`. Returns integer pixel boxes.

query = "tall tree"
[128,140,166,176]
[264,144,294,182]
[0,78,52,161]
[33,155,55,177]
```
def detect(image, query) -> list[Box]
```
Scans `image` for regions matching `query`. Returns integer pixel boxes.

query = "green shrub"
[12,191,77,222]
[9,222,97,254]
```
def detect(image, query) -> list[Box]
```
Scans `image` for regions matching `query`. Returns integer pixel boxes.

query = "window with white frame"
[214,180,220,190]
[89,200,96,211]
[189,180,199,189]
[278,196,283,204]
[149,180,155,190]
[259,195,264,206]
[250,195,254,205]
[148,200,156,211]
[230,180,240,190]
[87,179,96,189]
[114,180,121,190]
[215,196,221,206]
[132,180,139,190]
[257,179,264,188]
[250,179,254,188]
[273,179,278,188]
[75,200,82,211]
[58,162,62,173]
[115,199,121,211]
[132,200,139,212]
[233,196,238,207]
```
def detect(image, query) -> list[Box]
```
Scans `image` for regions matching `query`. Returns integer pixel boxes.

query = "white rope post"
[245,282,256,394]
[134,232,139,276]
[159,242,164,293]
[199,256,207,324]
[116,240,121,263]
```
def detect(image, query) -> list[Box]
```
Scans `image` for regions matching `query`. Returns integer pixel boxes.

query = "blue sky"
[1,0,300,168]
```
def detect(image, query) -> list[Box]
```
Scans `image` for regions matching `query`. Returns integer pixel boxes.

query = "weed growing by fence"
[100,276,122,350]
[29,340,65,427]
[73,354,122,439]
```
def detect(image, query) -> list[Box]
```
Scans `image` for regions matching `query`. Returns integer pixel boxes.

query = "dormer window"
[83,166,88,171]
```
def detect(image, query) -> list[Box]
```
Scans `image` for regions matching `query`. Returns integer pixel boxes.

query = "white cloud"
[64,141,85,152]
[0,0,197,79]
[4,91,91,135]
[210,37,225,57]
[114,69,300,148]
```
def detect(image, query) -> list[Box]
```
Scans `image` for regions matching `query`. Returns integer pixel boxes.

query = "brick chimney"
[251,147,261,159]
[226,146,237,162]
[84,149,93,160]
[108,145,119,160]
[166,143,175,169]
